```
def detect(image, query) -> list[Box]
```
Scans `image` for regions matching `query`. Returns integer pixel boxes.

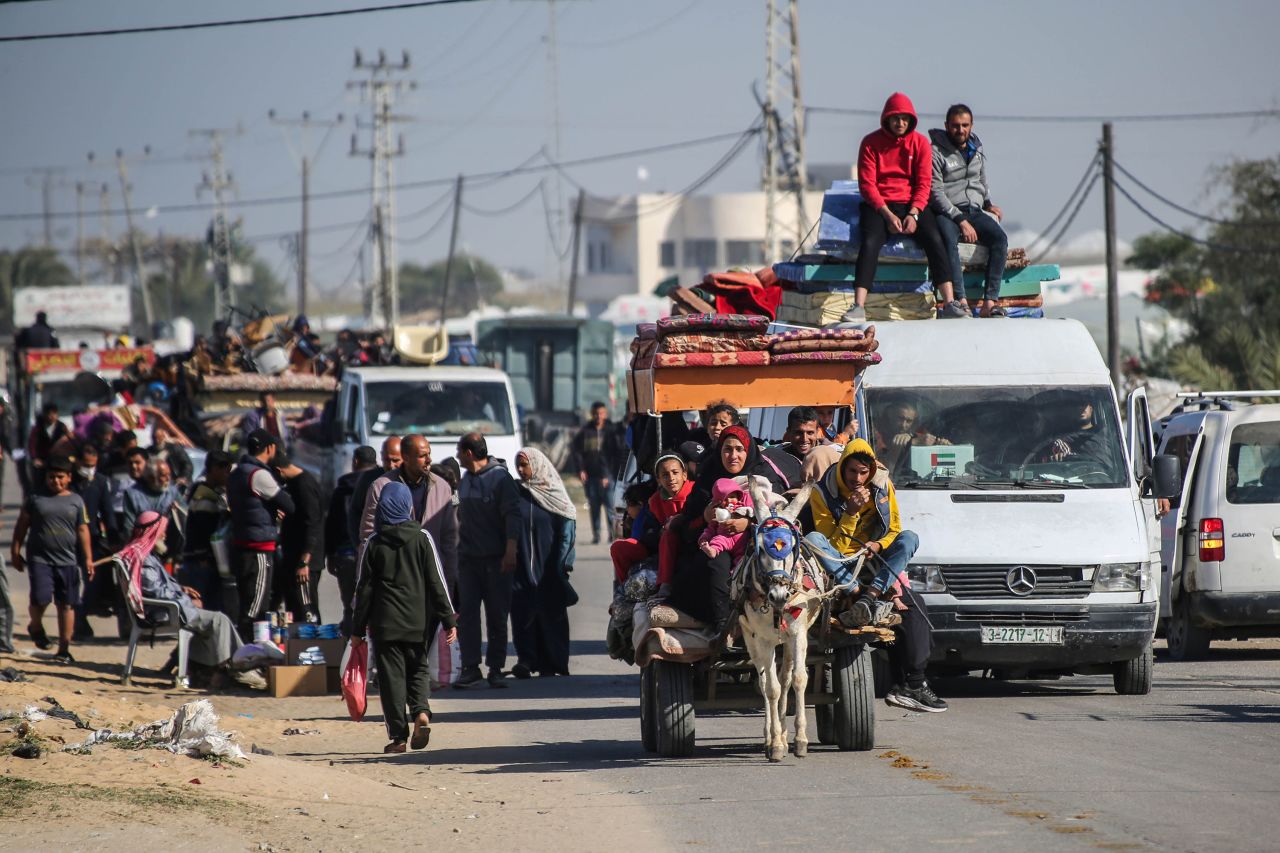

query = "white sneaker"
[232,668,268,690]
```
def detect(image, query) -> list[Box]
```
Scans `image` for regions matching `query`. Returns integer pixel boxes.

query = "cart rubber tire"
[815,662,835,745]
[1166,595,1211,661]
[639,664,658,753]
[653,659,695,757]
[1114,644,1154,695]
[833,645,875,751]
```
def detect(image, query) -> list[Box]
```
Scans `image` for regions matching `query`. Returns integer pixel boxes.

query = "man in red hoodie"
[851,93,969,320]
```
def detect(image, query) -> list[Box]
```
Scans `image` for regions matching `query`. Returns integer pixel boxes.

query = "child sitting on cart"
[698,479,753,558]
[609,453,693,601]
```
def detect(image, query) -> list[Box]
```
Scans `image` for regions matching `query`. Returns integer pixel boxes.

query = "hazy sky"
[2,0,1278,300]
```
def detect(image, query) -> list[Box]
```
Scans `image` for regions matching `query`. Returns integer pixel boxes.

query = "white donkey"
[733,478,825,762]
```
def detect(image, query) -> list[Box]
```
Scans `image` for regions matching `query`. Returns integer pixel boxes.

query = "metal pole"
[375,206,392,329]
[74,182,85,284]
[115,152,154,331]
[439,174,464,326]
[566,189,585,314]
[299,157,309,317]
[1102,122,1120,389]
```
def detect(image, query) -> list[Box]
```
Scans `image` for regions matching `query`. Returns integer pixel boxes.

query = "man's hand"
[901,214,918,235]
[296,566,310,583]
[959,220,978,243]
[865,541,882,555]
[846,487,871,510]
[85,562,95,582]
[987,204,1003,221]
[11,553,24,573]
[501,541,517,573]
[721,516,750,535]
[892,432,914,447]
[578,470,589,485]
[444,626,458,645]
[880,206,904,234]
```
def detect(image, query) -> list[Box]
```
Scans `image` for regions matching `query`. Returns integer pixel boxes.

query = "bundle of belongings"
[655,267,784,321]
[629,313,882,370]
[772,180,1059,324]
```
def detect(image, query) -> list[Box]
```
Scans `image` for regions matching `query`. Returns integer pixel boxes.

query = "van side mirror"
[1151,454,1181,499]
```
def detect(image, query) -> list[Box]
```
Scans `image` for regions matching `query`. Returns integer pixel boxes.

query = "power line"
[1029,170,1102,266]
[806,104,1280,124]
[1024,153,1101,254]
[395,197,455,245]
[562,0,703,49]
[1113,180,1280,257]
[0,0,483,43]
[1112,159,1280,227]
[462,180,545,216]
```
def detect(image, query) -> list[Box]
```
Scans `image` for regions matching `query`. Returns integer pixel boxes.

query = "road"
[5,482,1280,851]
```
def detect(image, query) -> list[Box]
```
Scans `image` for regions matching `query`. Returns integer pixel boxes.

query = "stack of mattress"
[636,313,774,369]
[767,326,881,366]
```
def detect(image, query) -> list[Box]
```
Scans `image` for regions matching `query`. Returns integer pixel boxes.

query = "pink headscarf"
[116,510,168,618]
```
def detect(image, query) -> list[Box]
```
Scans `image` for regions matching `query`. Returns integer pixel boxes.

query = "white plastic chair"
[113,558,193,688]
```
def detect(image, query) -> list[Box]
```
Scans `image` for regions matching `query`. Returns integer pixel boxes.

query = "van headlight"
[1093,562,1142,592]
[906,564,946,593]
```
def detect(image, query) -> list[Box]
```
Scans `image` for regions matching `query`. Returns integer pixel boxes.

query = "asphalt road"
[5,481,1280,851]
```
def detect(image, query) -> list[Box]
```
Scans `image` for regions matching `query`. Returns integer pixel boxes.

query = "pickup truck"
[291,364,523,495]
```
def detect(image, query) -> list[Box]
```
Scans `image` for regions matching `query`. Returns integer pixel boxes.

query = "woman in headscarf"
[510,447,578,678]
[662,425,789,632]
[351,482,456,754]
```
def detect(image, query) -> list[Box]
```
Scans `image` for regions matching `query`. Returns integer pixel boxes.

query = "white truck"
[291,364,523,495]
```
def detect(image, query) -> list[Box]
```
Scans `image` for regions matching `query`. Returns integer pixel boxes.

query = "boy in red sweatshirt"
[851,92,968,320]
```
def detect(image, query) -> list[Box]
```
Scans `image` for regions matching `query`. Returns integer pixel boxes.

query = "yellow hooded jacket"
[808,438,901,555]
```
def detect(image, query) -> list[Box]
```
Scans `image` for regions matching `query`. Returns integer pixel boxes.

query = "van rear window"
[1226,422,1280,504]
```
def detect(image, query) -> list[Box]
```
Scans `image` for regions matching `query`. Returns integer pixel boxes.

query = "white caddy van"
[1154,392,1280,660]
[754,319,1179,693]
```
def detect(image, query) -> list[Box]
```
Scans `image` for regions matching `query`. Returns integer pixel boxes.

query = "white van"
[1154,393,1280,659]
[291,365,523,494]
[751,320,1177,693]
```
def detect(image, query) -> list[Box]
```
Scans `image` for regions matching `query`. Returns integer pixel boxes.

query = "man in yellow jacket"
[804,439,946,713]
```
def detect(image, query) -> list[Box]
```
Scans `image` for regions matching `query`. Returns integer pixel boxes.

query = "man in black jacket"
[272,450,324,623]
[227,430,294,636]
[326,445,376,635]
[454,432,520,688]
[571,402,624,544]
[71,442,118,640]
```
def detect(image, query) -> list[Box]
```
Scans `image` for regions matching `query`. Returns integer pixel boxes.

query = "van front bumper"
[926,602,1157,669]
[1189,592,1280,629]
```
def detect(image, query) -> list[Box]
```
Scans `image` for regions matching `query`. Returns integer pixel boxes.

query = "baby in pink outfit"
[699,478,754,558]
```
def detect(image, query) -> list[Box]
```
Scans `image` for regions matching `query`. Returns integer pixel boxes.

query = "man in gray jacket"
[929,104,1009,317]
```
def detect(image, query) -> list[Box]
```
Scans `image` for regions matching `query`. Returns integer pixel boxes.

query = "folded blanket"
[670,288,716,315]
[701,268,782,320]
[653,351,772,368]
[865,292,936,322]
[770,328,867,343]
[657,313,772,335]
[636,322,658,340]
[771,351,882,365]
[630,337,658,356]
[659,332,772,354]
[771,338,879,354]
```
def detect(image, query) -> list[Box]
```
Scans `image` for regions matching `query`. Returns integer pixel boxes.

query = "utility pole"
[762,0,807,262]
[24,168,60,247]
[439,175,465,328]
[545,0,567,289]
[74,181,86,283]
[91,148,154,332]
[269,109,344,318]
[192,126,242,322]
[566,189,585,314]
[349,49,414,328]
[1101,122,1120,390]
[96,182,114,281]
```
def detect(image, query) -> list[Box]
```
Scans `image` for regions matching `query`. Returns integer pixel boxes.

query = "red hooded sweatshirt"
[857,92,932,212]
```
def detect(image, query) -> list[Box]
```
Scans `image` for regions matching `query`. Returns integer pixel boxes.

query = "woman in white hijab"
[510,447,578,678]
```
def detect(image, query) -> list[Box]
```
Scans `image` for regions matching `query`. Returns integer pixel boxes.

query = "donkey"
[733,478,825,762]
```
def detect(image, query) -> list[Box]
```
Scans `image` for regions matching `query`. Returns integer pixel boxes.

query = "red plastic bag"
[341,638,368,722]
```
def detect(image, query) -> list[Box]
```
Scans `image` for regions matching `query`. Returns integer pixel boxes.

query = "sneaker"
[487,668,508,689]
[886,682,948,713]
[841,305,867,323]
[52,649,75,664]
[232,668,268,691]
[453,666,484,689]
[511,663,533,680]
[940,300,971,319]
[988,306,1008,317]
[840,594,877,628]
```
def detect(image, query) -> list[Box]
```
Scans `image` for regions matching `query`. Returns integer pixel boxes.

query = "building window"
[659,241,676,268]
[682,239,717,270]
[725,240,765,267]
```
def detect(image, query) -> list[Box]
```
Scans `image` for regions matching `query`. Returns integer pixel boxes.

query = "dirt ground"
[0,636,655,853]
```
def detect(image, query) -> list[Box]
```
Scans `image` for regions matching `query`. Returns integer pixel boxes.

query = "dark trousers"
[936,205,1008,300]
[234,548,274,638]
[669,545,735,633]
[373,638,433,741]
[855,201,954,291]
[584,477,614,542]
[458,556,513,671]
[273,555,321,624]
[329,550,358,636]
[889,586,933,689]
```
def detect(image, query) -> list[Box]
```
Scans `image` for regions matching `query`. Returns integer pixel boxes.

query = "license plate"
[980,625,1064,644]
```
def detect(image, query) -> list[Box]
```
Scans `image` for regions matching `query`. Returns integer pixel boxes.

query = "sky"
[2,0,1278,305]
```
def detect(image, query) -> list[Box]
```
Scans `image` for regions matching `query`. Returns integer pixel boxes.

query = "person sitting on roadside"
[929,104,1009,318]
[849,92,968,321]
[802,439,945,713]
[873,400,951,474]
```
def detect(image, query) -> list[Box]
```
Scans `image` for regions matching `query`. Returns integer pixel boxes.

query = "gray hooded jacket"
[928,128,992,220]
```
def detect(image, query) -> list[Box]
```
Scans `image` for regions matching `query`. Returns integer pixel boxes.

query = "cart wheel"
[833,645,875,751]
[814,662,836,745]
[639,664,658,753]
[653,659,695,758]
[1113,644,1153,695]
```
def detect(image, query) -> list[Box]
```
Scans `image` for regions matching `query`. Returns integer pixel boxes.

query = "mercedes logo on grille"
[1005,566,1037,596]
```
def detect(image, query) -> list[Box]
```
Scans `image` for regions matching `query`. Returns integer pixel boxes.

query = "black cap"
[353,445,377,466]
[245,429,276,456]
[47,455,73,473]
[678,440,706,463]
[205,449,234,470]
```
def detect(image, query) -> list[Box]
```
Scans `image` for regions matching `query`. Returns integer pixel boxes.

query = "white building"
[577,191,818,314]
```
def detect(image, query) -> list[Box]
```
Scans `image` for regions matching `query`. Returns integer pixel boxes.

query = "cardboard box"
[284,638,346,667]
[268,664,329,698]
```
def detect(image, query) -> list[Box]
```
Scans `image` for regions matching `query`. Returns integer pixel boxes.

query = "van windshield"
[864,385,1127,489]
[364,380,514,438]
[1226,421,1280,504]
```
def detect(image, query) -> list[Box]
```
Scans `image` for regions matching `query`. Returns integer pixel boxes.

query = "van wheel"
[1113,644,1153,695]
[1167,595,1211,661]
